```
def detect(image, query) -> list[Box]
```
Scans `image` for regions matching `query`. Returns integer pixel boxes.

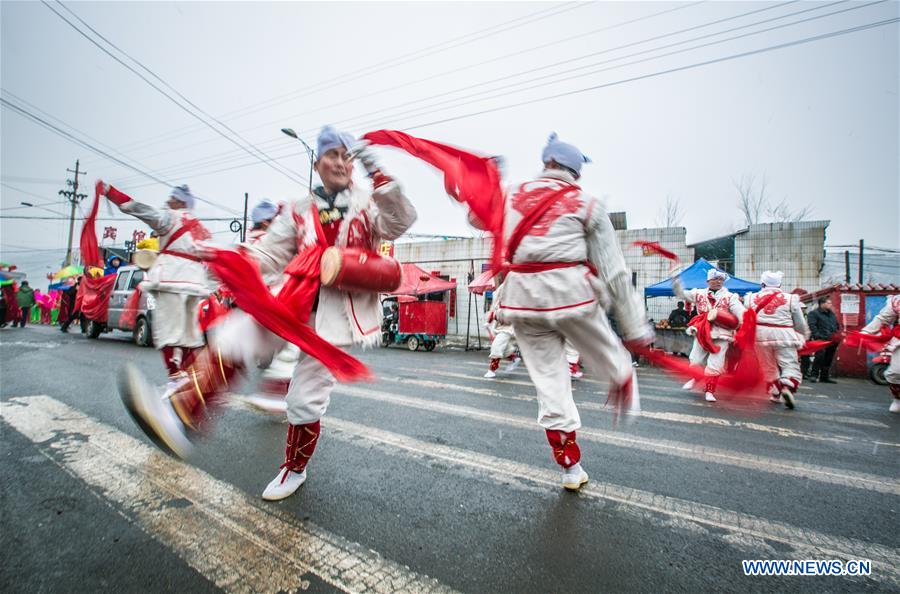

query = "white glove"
[350,140,381,175]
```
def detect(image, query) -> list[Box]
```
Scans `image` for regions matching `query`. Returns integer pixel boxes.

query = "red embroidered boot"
[704,375,718,403]
[777,378,799,410]
[262,421,321,501]
[118,347,241,460]
[546,429,588,491]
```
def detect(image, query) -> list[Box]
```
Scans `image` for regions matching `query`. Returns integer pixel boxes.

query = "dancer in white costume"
[859,295,900,413]
[491,133,652,491]
[242,199,299,415]
[673,269,745,403]
[99,183,210,391]
[118,126,416,503]
[484,283,520,378]
[743,271,809,409]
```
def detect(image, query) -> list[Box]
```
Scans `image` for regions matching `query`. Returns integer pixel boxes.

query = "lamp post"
[281,128,314,195]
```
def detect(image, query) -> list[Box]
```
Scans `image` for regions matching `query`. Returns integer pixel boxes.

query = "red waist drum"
[708,308,740,330]
[320,247,402,293]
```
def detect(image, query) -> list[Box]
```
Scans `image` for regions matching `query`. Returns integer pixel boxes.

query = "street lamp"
[20,201,33,207]
[281,128,315,195]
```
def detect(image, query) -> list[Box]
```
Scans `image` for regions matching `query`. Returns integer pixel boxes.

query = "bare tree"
[734,173,812,225]
[766,198,813,222]
[734,173,768,226]
[655,194,684,228]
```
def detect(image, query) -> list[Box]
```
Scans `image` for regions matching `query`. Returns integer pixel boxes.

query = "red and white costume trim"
[107,188,211,355]
[678,286,744,378]
[497,168,647,462]
[744,287,809,394]
[862,295,900,396]
[212,179,416,426]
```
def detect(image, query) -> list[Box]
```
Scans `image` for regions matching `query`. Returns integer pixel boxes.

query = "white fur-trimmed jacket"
[497,168,647,341]
[743,287,809,348]
[117,201,210,297]
[677,286,745,342]
[245,179,416,348]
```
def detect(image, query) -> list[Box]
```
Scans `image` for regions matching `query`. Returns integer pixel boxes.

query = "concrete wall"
[734,221,828,292]
[393,237,493,342]
[393,227,695,339]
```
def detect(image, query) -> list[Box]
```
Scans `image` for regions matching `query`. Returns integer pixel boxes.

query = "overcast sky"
[2,1,898,284]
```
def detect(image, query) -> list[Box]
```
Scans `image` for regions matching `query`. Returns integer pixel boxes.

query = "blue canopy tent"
[644,258,760,297]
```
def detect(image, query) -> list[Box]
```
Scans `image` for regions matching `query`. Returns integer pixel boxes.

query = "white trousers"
[688,338,729,376]
[512,307,634,433]
[150,291,204,349]
[564,341,580,365]
[757,345,802,385]
[489,331,517,360]
[886,352,900,385]
[212,311,336,425]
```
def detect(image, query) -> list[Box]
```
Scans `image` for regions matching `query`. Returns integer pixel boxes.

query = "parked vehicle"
[869,348,892,386]
[85,265,155,346]
[380,296,446,351]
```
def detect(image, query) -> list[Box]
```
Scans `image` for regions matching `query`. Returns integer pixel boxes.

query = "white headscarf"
[170,184,195,210]
[541,132,591,175]
[760,270,784,287]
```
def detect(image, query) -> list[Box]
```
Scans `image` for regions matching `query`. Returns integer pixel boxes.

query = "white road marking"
[323,416,900,588]
[334,385,900,496]
[1,396,455,594]
[458,360,837,399]
[420,367,885,427]
[383,373,897,448]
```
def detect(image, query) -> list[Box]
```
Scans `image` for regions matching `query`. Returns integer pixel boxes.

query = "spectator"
[808,295,841,383]
[104,255,123,276]
[60,277,84,333]
[15,281,36,328]
[667,301,691,328]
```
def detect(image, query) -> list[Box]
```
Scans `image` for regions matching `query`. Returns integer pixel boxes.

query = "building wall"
[618,227,694,323]
[393,237,493,341]
[393,227,694,338]
[734,221,828,292]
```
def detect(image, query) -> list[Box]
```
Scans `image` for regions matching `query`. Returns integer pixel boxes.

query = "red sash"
[159,216,206,262]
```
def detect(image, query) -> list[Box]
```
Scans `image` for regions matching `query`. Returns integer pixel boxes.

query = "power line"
[1,87,176,185]
[0,175,62,184]
[299,0,870,138]
[0,96,241,216]
[110,0,825,172]
[0,215,237,221]
[85,1,592,160]
[118,0,878,178]
[105,2,706,177]
[390,16,900,132]
[43,0,308,187]
[0,182,63,205]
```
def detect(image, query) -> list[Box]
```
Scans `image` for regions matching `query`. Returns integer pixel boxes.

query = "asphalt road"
[2,324,898,593]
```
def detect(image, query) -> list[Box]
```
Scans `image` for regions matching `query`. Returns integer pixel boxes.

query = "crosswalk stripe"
[380,374,897,448]
[2,396,456,594]
[323,416,900,588]
[423,366,881,424]
[333,385,900,496]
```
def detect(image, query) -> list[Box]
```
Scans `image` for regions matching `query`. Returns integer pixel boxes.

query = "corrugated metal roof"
[801,283,900,301]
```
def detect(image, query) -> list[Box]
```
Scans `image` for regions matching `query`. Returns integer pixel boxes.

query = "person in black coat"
[807,295,842,383]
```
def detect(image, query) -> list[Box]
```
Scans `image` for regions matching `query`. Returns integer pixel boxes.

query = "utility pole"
[59,160,87,266]
[242,192,248,243]
[858,239,864,284]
